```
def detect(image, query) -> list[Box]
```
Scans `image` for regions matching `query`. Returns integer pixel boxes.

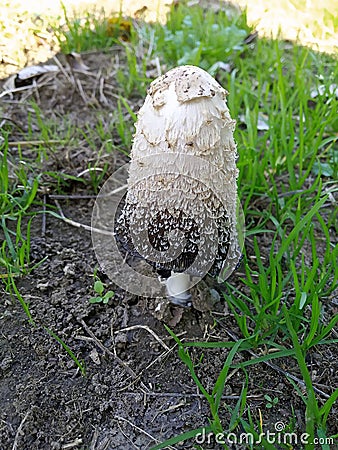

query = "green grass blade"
[212,339,244,411]
[10,276,35,325]
[283,306,319,449]
[319,388,338,429]
[149,425,213,450]
[233,348,296,368]
[45,327,86,376]
[276,195,328,262]
[164,325,212,402]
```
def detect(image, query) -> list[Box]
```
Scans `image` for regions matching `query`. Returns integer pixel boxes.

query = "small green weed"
[145,2,250,69]
[89,278,115,304]
[264,394,279,409]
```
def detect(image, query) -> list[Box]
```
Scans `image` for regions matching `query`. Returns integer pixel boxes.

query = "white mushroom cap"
[131,66,236,164]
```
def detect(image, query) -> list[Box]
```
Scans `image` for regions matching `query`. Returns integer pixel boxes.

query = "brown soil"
[0,26,337,450]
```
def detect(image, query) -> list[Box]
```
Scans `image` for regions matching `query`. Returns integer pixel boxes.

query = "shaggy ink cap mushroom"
[114,65,242,306]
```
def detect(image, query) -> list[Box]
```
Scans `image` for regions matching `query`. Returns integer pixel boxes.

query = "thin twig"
[0,117,25,132]
[79,319,150,393]
[123,391,263,400]
[42,194,46,236]
[54,199,93,232]
[0,84,36,99]
[32,79,40,103]
[53,197,126,237]
[54,199,116,236]
[115,420,139,450]
[114,415,170,448]
[115,325,170,351]
[76,77,89,104]
[62,438,83,449]
[77,167,104,177]
[49,194,97,199]
[89,429,99,450]
[117,344,176,393]
[7,139,64,147]
[52,55,72,83]
[12,410,30,450]
[99,77,109,106]
[2,75,63,103]
[151,400,186,424]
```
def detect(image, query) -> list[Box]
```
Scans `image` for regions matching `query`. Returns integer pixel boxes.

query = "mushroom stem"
[165,272,192,307]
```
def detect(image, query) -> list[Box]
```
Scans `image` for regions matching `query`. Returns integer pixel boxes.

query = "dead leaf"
[243,30,259,45]
[107,17,132,41]
[257,113,270,130]
[208,61,232,77]
[310,83,338,98]
[89,348,101,365]
[134,6,148,18]
[66,52,90,71]
[239,112,270,131]
[2,64,59,91]
[14,64,59,87]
